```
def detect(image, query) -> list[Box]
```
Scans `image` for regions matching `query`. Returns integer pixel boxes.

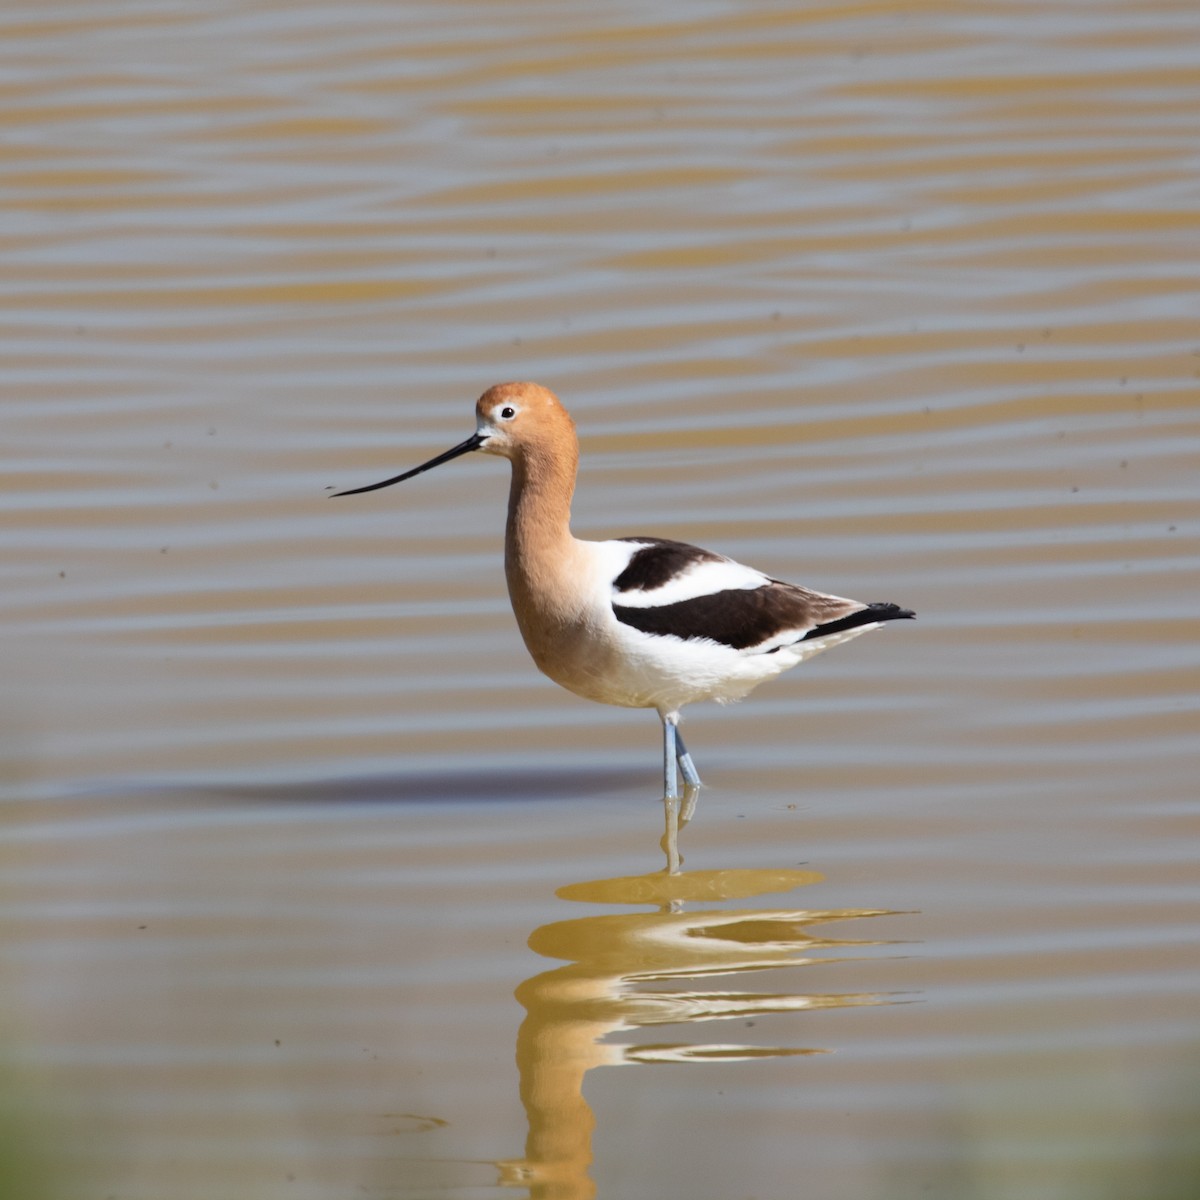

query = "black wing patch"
[614,588,914,651]
[612,537,722,593]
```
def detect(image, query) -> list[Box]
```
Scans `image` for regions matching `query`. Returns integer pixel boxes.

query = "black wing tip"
[802,602,915,641]
[868,602,916,622]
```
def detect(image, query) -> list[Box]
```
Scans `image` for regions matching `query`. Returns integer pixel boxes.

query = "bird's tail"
[801,602,915,641]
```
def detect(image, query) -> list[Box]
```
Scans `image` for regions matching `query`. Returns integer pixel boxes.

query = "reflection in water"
[497,795,908,1198]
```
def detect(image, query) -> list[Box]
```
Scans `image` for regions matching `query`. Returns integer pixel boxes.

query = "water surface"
[2,3,1198,1198]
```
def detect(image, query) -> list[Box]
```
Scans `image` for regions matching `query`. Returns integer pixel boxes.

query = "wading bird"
[333,382,914,797]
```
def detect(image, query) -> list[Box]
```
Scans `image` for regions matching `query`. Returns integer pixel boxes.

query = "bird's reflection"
[497,788,909,1198]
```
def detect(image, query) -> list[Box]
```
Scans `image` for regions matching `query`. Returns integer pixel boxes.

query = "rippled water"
[2,3,1198,1198]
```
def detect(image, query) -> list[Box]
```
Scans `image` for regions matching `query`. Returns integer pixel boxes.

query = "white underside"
[526,538,879,717]
[570,619,879,715]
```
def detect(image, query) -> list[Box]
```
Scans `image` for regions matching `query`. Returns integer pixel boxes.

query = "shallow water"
[2,2,1198,1198]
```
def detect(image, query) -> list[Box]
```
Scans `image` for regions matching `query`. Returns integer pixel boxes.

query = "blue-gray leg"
[661,713,701,799]
[663,716,679,799]
[674,728,702,789]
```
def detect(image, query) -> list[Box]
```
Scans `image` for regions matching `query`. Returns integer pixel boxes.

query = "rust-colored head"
[329,381,576,498]
[473,381,576,463]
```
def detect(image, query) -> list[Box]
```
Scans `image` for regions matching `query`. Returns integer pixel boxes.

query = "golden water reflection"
[499,803,907,1198]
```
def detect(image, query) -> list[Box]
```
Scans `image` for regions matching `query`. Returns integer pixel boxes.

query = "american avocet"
[333,382,914,798]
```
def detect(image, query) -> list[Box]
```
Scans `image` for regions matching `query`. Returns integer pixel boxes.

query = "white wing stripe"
[612,557,769,609]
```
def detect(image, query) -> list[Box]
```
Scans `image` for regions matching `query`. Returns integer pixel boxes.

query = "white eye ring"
[499,406,517,420]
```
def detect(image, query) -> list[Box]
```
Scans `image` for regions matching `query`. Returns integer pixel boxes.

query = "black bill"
[329,432,486,497]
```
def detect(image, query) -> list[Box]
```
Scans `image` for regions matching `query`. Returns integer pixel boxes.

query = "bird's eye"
[500,406,516,420]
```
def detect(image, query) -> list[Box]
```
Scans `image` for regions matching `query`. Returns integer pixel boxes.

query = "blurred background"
[1,2,1198,1198]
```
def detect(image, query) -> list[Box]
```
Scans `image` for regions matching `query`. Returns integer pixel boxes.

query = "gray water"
[2,3,1198,1198]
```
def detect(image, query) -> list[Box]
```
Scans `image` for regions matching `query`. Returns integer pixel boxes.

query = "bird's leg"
[661,712,701,801]
[679,781,699,824]
[662,714,679,799]
[674,727,702,790]
[662,791,682,875]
